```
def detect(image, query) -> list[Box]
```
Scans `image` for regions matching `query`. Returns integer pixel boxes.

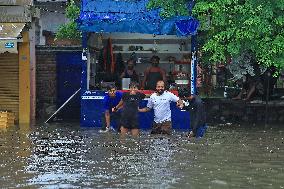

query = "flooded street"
[0,123,283,189]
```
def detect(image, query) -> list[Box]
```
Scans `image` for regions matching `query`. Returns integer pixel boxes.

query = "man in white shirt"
[139,80,183,134]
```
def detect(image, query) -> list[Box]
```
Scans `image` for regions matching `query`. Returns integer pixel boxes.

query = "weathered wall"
[35,46,82,120]
[204,98,284,125]
[36,47,57,119]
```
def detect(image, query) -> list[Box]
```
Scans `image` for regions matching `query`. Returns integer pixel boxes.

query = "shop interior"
[87,32,192,91]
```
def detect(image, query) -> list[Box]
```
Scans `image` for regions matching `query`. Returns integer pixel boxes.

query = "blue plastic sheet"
[78,0,199,36]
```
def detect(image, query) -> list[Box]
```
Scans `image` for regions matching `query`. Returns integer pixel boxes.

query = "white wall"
[40,11,69,33]
[36,2,68,45]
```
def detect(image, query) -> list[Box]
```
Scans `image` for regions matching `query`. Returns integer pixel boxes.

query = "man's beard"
[157,89,164,95]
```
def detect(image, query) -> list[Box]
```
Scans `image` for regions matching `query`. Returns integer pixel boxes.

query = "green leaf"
[192,0,284,70]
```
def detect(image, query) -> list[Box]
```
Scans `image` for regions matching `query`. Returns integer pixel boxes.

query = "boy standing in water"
[113,82,147,137]
[100,84,123,132]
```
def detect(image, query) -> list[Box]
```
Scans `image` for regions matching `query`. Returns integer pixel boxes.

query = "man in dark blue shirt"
[100,84,123,132]
[179,88,207,138]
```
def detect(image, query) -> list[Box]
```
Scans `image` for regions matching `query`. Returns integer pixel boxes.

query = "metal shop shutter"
[0,52,19,121]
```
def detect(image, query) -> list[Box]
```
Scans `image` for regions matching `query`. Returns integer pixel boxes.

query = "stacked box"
[0,111,15,128]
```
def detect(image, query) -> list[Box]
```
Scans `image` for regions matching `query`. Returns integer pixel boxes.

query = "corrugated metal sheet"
[0,53,19,121]
[0,0,33,6]
[0,6,31,22]
[36,0,66,2]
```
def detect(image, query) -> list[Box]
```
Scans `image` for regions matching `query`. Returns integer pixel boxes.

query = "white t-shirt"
[147,91,179,123]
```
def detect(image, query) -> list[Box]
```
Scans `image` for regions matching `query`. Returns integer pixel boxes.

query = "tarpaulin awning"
[0,23,25,53]
[78,0,199,36]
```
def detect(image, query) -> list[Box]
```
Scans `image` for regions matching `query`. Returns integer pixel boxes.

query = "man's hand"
[187,131,195,138]
[176,100,184,109]
[113,100,123,112]
[111,107,118,112]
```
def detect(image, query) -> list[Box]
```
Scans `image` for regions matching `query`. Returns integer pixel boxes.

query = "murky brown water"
[0,123,283,188]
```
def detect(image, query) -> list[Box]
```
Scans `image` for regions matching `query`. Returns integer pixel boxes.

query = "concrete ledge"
[203,98,284,124]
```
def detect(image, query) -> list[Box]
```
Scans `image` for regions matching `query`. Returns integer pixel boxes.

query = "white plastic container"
[122,78,131,90]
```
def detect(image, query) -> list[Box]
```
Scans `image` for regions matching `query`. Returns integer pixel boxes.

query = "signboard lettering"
[5,42,14,48]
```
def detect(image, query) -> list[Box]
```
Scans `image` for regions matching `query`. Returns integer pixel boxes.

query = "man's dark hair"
[156,80,169,90]
[106,84,116,91]
[150,55,160,61]
[127,58,136,64]
[129,81,139,88]
[178,87,191,98]
[156,80,164,86]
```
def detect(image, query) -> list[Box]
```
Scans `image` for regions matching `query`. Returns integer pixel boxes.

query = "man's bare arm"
[141,69,149,89]
[120,71,125,79]
[138,107,151,112]
[112,99,124,112]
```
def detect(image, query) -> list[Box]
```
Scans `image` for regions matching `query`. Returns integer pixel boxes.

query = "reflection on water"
[0,123,283,188]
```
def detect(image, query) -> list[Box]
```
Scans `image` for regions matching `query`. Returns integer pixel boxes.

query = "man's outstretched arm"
[138,107,151,112]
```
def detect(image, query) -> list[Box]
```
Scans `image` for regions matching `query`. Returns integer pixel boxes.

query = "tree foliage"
[148,0,284,70]
[147,0,189,18]
[192,0,284,70]
[55,0,81,40]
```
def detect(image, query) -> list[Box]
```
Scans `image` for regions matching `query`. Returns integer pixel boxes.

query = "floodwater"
[0,123,283,189]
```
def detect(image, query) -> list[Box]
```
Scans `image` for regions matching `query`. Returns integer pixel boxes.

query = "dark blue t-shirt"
[103,91,123,113]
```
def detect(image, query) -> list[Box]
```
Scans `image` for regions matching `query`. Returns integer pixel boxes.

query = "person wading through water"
[139,80,183,135]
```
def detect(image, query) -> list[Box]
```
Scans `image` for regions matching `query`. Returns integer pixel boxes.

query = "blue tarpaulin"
[78,0,199,36]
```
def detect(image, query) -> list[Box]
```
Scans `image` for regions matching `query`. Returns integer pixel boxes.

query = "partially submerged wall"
[36,46,82,121]
[36,47,57,120]
[205,98,284,125]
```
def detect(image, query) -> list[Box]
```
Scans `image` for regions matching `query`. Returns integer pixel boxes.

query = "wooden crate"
[0,111,15,128]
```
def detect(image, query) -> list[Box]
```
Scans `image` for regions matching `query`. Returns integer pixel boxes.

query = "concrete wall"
[40,11,68,33]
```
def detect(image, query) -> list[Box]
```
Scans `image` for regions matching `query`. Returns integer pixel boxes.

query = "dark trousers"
[151,121,172,135]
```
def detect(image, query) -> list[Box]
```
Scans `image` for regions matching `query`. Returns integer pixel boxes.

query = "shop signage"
[81,96,104,100]
[5,42,14,48]
[0,39,17,53]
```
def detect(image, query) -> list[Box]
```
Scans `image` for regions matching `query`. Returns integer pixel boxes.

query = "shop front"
[0,23,29,124]
[78,0,199,130]
[0,1,35,125]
